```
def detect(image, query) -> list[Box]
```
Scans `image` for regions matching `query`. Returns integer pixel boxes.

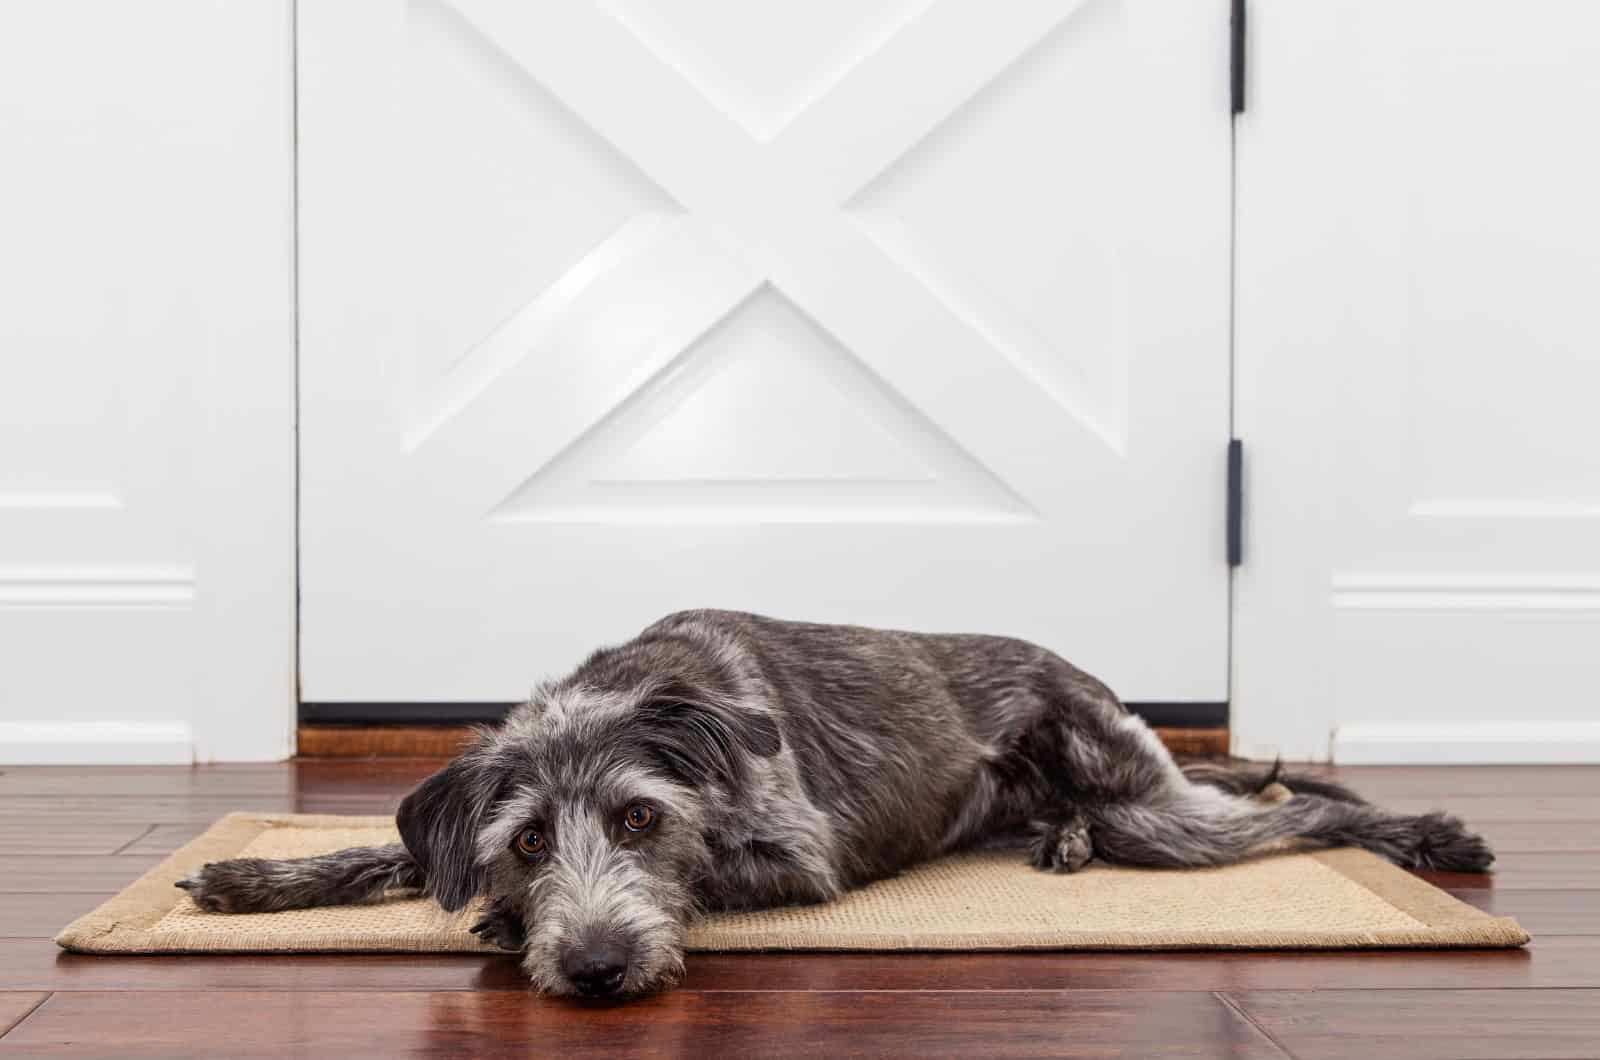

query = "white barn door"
[299,0,1232,703]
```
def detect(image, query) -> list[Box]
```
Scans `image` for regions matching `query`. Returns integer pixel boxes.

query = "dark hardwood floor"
[1,761,1596,1057]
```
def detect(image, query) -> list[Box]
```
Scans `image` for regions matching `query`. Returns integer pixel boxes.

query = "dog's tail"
[176,843,421,914]
[1180,758,1369,805]
[1087,779,1493,872]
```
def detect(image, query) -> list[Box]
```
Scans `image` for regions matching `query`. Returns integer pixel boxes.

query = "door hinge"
[1230,0,1247,116]
[1227,438,1243,567]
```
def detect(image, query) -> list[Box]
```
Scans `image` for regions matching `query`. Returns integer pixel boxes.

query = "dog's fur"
[179,610,1493,997]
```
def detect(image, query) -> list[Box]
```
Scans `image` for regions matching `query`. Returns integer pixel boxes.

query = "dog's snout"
[562,942,629,996]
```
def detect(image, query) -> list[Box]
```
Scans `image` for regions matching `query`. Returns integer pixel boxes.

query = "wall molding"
[0,567,196,609]
[1332,574,1600,612]
[1410,499,1600,519]
[1333,721,1600,765]
[0,722,195,765]
[0,492,120,510]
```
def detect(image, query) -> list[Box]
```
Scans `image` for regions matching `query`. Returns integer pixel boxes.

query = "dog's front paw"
[1027,817,1094,874]
[175,858,276,914]
[470,901,527,951]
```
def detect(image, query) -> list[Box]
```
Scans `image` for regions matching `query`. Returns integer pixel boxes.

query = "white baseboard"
[0,566,196,608]
[0,722,195,765]
[1332,721,1600,765]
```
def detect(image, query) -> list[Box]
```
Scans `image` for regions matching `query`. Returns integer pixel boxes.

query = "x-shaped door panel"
[410,0,1132,523]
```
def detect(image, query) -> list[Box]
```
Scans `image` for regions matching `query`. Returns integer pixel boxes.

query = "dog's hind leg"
[176,843,421,913]
[1180,760,1369,805]
[1087,789,1494,872]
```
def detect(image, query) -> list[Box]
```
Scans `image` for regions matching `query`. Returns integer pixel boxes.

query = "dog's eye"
[514,828,546,858]
[622,804,656,833]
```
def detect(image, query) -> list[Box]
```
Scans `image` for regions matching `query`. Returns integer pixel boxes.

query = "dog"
[178,610,1493,997]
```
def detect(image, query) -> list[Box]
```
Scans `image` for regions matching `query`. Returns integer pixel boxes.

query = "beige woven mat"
[56,812,1527,954]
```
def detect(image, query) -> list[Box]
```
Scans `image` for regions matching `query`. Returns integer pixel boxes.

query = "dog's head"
[396,654,780,998]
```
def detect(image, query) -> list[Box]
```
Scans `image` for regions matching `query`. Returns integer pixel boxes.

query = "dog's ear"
[396,745,500,911]
[636,691,781,791]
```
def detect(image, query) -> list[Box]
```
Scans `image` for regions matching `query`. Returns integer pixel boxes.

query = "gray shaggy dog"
[179,610,1492,997]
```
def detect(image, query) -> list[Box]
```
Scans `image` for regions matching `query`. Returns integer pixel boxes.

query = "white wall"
[3,2,1596,765]
[1233,1,1600,763]
[0,1,296,763]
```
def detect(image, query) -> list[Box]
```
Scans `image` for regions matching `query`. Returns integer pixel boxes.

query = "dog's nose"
[562,943,629,997]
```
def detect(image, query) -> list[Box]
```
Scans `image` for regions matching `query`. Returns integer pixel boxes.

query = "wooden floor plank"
[1375,795,1600,822]
[111,824,209,857]
[0,993,48,1040]
[0,896,112,940]
[0,765,297,797]
[0,761,445,798]
[676,939,1594,993]
[7,938,1597,993]
[0,857,164,894]
[0,796,298,824]
[1298,765,1600,798]
[0,795,402,823]
[284,758,446,794]
[0,822,156,856]
[298,725,480,759]
[1448,888,1600,935]
[291,794,409,815]
[1226,988,1600,1060]
[0,989,1285,1058]
[1154,727,1229,758]
[1415,853,1600,890]
[1475,819,1600,853]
